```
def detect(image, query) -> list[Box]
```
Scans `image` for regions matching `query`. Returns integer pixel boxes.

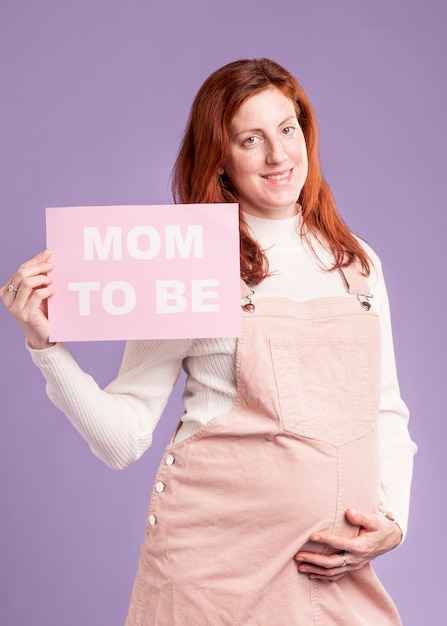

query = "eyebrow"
[231,115,298,139]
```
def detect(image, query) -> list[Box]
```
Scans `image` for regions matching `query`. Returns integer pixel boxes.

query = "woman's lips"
[262,168,293,181]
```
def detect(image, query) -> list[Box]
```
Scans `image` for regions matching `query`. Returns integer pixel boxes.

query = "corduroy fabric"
[125,266,401,625]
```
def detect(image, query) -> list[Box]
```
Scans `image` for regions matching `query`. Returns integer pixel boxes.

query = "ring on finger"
[341,552,347,567]
[8,284,18,293]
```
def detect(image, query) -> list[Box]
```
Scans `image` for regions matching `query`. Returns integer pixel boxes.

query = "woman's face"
[223,87,308,220]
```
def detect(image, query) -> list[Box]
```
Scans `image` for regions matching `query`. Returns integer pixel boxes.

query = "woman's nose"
[265,138,286,164]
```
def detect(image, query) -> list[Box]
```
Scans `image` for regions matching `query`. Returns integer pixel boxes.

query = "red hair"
[172,58,370,284]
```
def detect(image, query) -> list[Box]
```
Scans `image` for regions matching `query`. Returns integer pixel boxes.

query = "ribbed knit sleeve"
[369,257,417,539]
[29,339,190,469]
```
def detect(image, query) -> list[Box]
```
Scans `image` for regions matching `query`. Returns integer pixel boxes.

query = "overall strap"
[340,262,373,310]
[240,279,253,299]
[240,279,255,313]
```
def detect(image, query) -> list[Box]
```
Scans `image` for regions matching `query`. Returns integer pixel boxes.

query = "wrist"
[26,337,56,351]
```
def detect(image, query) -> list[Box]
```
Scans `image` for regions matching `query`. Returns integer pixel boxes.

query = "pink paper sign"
[46,204,241,341]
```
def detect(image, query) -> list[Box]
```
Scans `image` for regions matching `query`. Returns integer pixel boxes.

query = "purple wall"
[1,1,445,623]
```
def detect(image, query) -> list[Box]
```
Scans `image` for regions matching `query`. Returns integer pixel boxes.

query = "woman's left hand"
[294,508,402,582]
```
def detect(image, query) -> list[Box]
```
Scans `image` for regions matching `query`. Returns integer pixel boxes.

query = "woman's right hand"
[1,250,56,350]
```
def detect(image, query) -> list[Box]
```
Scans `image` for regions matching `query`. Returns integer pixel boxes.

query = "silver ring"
[341,552,347,567]
[8,284,18,293]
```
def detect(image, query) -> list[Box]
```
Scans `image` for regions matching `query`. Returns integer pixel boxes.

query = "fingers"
[18,249,53,270]
[1,250,55,349]
[296,551,348,570]
[296,551,356,582]
[1,250,54,305]
[303,508,379,554]
[294,508,370,581]
[305,531,358,554]
[294,508,402,583]
[14,253,54,288]
[12,275,54,316]
[296,548,361,570]
[344,508,378,530]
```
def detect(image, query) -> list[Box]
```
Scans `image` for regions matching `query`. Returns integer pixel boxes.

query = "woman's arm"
[370,249,417,539]
[1,250,189,469]
[29,339,188,469]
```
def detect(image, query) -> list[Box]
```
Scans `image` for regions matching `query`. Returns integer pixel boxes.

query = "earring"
[217,167,224,175]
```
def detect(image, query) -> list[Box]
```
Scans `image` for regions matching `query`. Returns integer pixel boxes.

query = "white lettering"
[83,224,204,261]
[84,227,122,260]
[156,280,187,313]
[191,279,220,312]
[165,225,203,259]
[101,281,136,315]
[68,282,100,315]
[127,226,162,260]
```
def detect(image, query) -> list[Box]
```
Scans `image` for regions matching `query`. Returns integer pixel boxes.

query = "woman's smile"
[261,168,294,182]
[223,87,308,220]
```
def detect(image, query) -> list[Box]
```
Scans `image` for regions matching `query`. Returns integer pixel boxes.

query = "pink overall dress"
[125,265,402,625]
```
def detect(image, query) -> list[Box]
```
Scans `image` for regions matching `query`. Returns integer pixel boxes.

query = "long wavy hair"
[172,58,370,284]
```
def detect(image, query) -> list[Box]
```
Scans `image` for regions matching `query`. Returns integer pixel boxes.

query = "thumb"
[36,249,53,262]
[345,508,378,530]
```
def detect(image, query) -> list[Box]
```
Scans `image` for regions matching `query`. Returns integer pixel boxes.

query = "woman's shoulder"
[351,235,392,309]
[353,234,381,266]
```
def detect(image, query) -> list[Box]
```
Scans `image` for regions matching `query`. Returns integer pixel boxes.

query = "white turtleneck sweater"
[29,213,416,536]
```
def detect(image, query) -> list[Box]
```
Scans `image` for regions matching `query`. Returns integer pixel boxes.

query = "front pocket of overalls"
[270,337,377,446]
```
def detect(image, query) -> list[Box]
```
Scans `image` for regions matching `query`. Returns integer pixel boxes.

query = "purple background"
[1,1,444,624]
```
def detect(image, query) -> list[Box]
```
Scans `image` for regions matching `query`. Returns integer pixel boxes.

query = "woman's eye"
[243,136,257,146]
[282,126,295,135]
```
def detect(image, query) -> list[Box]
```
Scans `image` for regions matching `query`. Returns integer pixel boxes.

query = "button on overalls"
[125,265,402,625]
